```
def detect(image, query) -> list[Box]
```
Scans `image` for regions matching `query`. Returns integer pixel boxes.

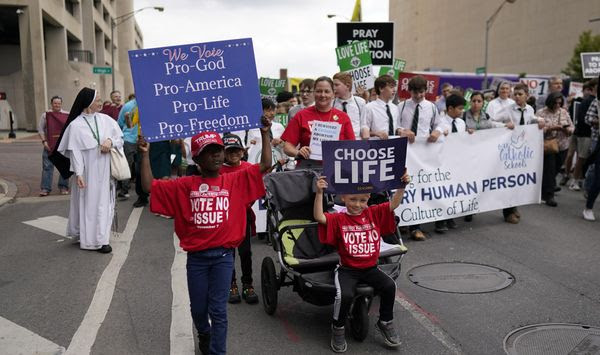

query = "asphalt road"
[0,179,598,354]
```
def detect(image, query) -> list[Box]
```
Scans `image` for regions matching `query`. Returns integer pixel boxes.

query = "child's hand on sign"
[427,130,441,143]
[402,129,416,143]
[316,176,328,194]
[138,136,150,154]
[467,128,475,134]
[505,121,515,130]
[260,115,272,133]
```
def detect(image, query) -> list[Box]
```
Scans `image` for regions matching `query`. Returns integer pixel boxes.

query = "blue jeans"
[187,247,234,355]
[41,149,69,192]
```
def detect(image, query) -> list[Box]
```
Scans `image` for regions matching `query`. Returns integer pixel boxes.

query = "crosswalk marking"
[169,234,195,354]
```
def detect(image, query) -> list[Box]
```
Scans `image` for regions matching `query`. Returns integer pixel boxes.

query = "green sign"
[475,67,486,75]
[335,40,375,91]
[93,66,112,74]
[378,58,406,80]
[275,113,288,127]
[463,89,473,111]
[259,77,287,98]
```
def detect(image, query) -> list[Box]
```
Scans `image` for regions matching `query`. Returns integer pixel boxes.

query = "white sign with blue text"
[396,125,543,226]
[128,38,262,142]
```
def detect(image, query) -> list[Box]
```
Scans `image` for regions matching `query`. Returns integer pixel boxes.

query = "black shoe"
[330,325,347,353]
[554,186,562,192]
[464,215,473,222]
[242,284,259,304]
[117,192,129,201]
[375,320,402,347]
[434,221,448,234]
[98,245,112,253]
[446,219,457,229]
[133,197,148,208]
[198,332,210,355]
[545,198,557,207]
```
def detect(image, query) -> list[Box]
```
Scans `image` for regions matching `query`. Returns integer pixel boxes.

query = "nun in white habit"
[53,87,124,253]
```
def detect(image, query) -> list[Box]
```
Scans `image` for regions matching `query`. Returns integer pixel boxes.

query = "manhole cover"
[407,262,514,293]
[504,323,600,355]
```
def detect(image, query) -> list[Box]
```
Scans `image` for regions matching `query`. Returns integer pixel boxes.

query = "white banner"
[395,125,543,226]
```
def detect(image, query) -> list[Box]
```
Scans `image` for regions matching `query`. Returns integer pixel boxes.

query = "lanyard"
[83,115,100,146]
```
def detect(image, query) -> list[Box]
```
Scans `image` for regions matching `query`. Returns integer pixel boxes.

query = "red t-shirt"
[220,161,258,236]
[100,103,122,121]
[150,164,265,252]
[318,202,396,269]
[280,106,356,148]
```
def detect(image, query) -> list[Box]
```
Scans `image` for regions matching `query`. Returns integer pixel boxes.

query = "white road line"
[64,207,143,355]
[22,215,69,237]
[169,233,195,354]
[395,292,464,355]
[0,316,66,355]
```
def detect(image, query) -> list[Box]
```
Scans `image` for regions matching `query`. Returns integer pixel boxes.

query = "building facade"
[0,0,143,131]
[389,0,600,76]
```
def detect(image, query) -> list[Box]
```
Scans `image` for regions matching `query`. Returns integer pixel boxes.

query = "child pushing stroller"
[314,170,410,353]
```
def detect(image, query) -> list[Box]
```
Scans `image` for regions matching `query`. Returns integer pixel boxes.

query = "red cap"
[191,131,224,157]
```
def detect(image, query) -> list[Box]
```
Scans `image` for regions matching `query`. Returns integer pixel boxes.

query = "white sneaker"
[568,182,581,191]
[583,209,595,221]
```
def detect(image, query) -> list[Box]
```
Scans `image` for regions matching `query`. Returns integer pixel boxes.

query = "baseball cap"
[191,131,224,157]
[222,133,245,150]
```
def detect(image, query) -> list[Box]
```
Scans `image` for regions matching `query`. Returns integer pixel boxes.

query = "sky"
[134,0,389,79]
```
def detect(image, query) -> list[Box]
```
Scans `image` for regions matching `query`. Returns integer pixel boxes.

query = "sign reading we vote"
[129,38,262,142]
[322,138,408,194]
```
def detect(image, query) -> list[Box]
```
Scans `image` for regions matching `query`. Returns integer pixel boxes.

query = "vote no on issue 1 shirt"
[150,164,265,252]
[319,202,396,269]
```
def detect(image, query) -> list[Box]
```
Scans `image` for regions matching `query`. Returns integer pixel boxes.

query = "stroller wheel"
[261,257,278,315]
[349,296,369,341]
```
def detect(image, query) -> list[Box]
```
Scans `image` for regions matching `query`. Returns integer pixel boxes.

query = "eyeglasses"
[300,90,313,95]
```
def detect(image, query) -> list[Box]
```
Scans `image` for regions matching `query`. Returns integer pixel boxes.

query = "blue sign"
[129,38,262,142]
[322,138,408,194]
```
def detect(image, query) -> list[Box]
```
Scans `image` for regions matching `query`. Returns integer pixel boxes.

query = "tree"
[563,31,600,82]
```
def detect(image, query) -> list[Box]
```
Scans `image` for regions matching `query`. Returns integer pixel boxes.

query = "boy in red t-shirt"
[138,118,272,355]
[314,171,409,352]
[220,133,259,305]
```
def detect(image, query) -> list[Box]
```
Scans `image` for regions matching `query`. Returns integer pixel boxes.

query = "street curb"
[0,178,18,207]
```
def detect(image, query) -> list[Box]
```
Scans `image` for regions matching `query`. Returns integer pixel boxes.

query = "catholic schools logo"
[498,130,534,169]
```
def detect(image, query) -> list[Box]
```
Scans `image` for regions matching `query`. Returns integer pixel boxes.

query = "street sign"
[93,66,112,74]
[475,67,486,75]
[336,22,394,65]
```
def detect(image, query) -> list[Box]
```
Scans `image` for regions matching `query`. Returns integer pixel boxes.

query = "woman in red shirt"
[281,76,355,168]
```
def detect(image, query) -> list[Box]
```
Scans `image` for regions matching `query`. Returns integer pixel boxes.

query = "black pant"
[542,152,558,199]
[333,265,396,327]
[135,152,148,201]
[232,210,253,285]
[586,147,600,209]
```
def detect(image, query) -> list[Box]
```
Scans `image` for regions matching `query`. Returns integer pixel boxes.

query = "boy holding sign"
[314,171,410,352]
[138,117,273,355]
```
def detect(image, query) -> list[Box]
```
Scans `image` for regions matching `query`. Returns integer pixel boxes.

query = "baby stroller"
[260,169,408,341]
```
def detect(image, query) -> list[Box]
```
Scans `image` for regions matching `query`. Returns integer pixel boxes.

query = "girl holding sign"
[281,76,355,169]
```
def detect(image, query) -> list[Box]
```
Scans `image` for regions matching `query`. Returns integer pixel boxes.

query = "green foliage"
[563,31,600,81]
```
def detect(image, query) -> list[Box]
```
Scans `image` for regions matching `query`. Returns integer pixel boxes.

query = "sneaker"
[583,209,596,221]
[198,332,210,355]
[330,325,347,353]
[446,219,457,229]
[117,192,129,201]
[411,229,426,241]
[375,320,402,347]
[39,190,49,197]
[568,182,581,191]
[434,221,448,234]
[97,245,112,254]
[504,213,519,224]
[133,197,148,208]
[228,281,241,304]
[59,188,70,195]
[545,198,558,207]
[242,284,259,304]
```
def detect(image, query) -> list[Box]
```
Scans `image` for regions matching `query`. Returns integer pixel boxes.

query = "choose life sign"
[581,52,600,79]
[128,38,262,142]
[336,40,375,93]
[322,137,408,194]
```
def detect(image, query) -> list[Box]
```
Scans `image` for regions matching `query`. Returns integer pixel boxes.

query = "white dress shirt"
[361,98,399,137]
[440,112,467,133]
[507,103,538,126]
[397,99,443,137]
[333,96,366,139]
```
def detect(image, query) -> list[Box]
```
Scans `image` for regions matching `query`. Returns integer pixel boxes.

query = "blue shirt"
[117,99,138,143]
